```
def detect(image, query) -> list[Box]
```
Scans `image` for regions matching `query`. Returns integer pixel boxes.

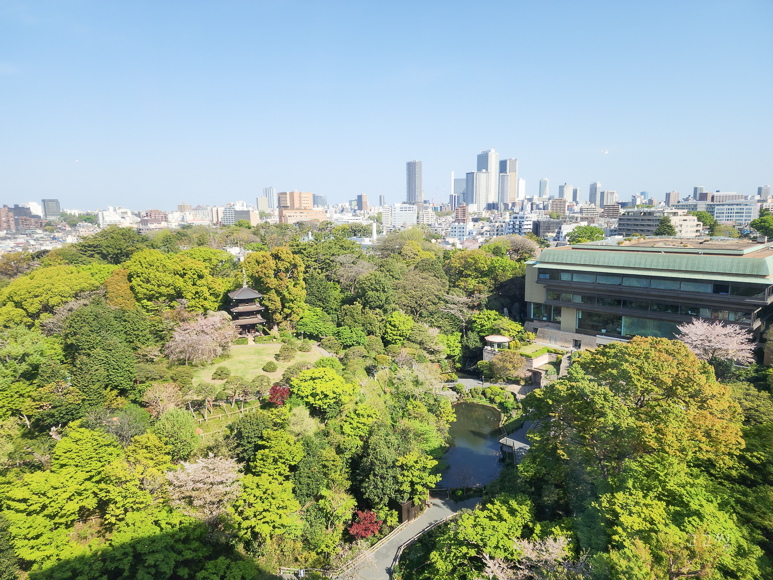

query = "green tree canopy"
[567,225,605,244]
[244,246,306,325]
[290,368,355,412]
[653,216,677,236]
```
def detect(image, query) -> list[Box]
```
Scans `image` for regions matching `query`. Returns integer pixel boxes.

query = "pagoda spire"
[242,266,247,288]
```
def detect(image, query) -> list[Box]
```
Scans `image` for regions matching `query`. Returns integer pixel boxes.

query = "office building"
[694,186,706,200]
[418,209,436,225]
[600,191,618,206]
[532,219,563,238]
[674,200,759,224]
[178,202,193,213]
[558,184,573,200]
[449,221,471,240]
[278,190,313,210]
[550,198,568,217]
[453,177,467,197]
[539,179,549,198]
[0,206,16,231]
[499,158,518,203]
[711,192,745,203]
[383,203,418,230]
[573,188,581,203]
[406,161,422,205]
[379,195,386,206]
[42,199,61,219]
[449,193,462,211]
[617,210,701,237]
[580,205,599,220]
[465,171,489,210]
[263,187,276,210]
[589,182,601,207]
[477,149,499,207]
[498,173,511,209]
[758,186,771,199]
[278,208,328,224]
[665,191,680,206]
[518,178,526,199]
[256,197,269,213]
[524,238,773,347]
[356,194,368,211]
[602,204,621,219]
[313,194,328,207]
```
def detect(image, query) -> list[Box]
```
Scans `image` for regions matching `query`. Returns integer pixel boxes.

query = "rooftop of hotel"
[571,237,773,256]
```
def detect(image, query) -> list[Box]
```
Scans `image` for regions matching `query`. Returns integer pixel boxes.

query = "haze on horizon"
[1,0,771,210]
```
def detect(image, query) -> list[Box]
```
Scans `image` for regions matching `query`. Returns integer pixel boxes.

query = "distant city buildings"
[539,179,549,198]
[42,199,61,219]
[665,191,680,206]
[278,208,327,224]
[406,161,422,205]
[477,149,499,208]
[589,182,601,206]
[313,194,328,207]
[549,198,567,217]
[356,194,368,211]
[383,203,418,230]
[178,202,193,213]
[617,209,700,237]
[573,187,581,203]
[262,187,276,210]
[558,183,573,200]
[379,194,386,206]
[278,190,313,210]
[758,186,771,198]
[499,158,518,204]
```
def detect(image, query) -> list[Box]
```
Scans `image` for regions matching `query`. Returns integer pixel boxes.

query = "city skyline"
[1,2,771,208]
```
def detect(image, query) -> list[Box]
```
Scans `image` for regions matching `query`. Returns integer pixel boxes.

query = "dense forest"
[0,221,771,580]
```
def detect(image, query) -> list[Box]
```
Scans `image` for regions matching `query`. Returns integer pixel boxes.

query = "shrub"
[263,361,278,373]
[470,386,483,398]
[385,344,401,356]
[212,366,231,380]
[280,362,313,386]
[366,335,385,355]
[343,346,368,362]
[320,336,343,354]
[234,337,248,345]
[375,354,390,367]
[278,330,294,342]
[253,335,275,343]
[452,383,466,396]
[251,374,272,398]
[349,510,382,539]
[298,339,312,352]
[151,408,198,461]
[170,367,194,388]
[275,343,297,362]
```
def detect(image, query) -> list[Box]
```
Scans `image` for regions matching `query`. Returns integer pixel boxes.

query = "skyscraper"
[693,186,705,199]
[42,199,61,219]
[379,195,386,206]
[589,182,601,206]
[499,158,518,203]
[406,161,422,205]
[558,183,573,200]
[498,174,511,210]
[573,188,581,203]
[465,171,489,210]
[262,187,276,210]
[477,149,499,207]
[758,186,771,199]
[539,179,549,198]
[356,194,368,211]
[600,190,618,206]
[518,178,526,199]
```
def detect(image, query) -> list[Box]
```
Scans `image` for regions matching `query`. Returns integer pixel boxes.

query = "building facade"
[42,199,61,219]
[278,208,327,224]
[524,239,773,344]
[477,149,499,207]
[539,179,549,198]
[665,191,680,206]
[617,210,701,237]
[263,187,276,210]
[558,183,573,200]
[278,190,313,210]
[406,161,422,205]
[589,182,600,207]
[383,204,417,230]
[499,158,518,203]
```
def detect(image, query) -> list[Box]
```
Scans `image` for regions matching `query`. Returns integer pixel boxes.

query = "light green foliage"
[423,495,535,579]
[126,249,226,312]
[437,332,462,363]
[296,307,336,340]
[341,404,378,448]
[751,210,773,238]
[470,310,524,341]
[290,368,355,412]
[251,429,304,477]
[567,225,605,244]
[151,408,198,461]
[691,210,716,228]
[396,451,441,505]
[384,311,415,346]
[445,249,521,294]
[0,266,100,327]
[52,427,123,477]
[74,225,149,264]
[395,270,448,319]
[229,474,301,543]
[244,246,306,324]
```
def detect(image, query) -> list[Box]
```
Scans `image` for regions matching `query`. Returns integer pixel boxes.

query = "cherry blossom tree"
[676,318,755,365]
[142,382,183,418]
[164,311,239,365]
[166,454,242,525]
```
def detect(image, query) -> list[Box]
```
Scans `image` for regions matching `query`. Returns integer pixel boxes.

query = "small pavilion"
[227,284,266,336]
[484,335,512,351]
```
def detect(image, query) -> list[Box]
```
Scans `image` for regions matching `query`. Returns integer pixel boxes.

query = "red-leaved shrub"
[268,384,290,406]
[349,510,382,539]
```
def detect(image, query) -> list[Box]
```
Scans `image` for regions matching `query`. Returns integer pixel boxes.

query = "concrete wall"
[535,327,597,350]
[560,307,577,333]
[524,263,545,304]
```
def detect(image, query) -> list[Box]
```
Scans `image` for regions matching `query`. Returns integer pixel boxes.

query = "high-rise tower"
[477,149,499,208]
[262,187,276,210]
[589,182,601,206]
[539,179,549,198]
[499,158,518,204]
[406,161,422,205]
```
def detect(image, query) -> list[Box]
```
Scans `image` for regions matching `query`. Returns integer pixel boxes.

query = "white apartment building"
[383,204,418,230]
[507,213,536,236]
[449,222,472,240]
[418,209,436,225]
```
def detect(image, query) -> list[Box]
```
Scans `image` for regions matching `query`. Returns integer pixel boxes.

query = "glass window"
[538,270,560,280]
[531,303,547,320]
[551,306,562,323]
[623,277,649,288]
[623,300,649,311]
[560,272,572,281]
[597,274,622,285]
[572,294,583,303]
[577,310,622,335]
[573,273,595,283]
[730,311,752,323]
[622,316,680,339]
[547,291,560,301]
[598,297,622,307]
[651,303,680,314]
[538,272,550,280]
[713,284,730,295]
[730,284,767,298]
[560,293,572,302]
[680,305,711,318]
[580,295,596,305]
[712,310,730,321]
[651,278,680,290]
[681,281,712,293]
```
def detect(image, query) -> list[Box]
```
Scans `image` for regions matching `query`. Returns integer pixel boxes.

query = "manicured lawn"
[519,343,544,354]
[191,343,325,386]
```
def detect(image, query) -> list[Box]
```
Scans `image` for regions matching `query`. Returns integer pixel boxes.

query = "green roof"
[531,248,773,282]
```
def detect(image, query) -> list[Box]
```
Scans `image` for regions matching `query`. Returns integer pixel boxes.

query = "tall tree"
[653,216,677,236]
[244,246,306,325]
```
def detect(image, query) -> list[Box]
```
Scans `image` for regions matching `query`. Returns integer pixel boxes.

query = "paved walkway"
[345,497,481,580]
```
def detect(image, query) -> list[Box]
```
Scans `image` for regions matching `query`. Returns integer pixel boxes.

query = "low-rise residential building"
[383,204,418,230]
[507,213,536,236]
[617,209,701,237]
[278,208,327,224]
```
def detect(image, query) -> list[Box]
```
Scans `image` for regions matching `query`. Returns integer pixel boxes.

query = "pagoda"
[228,271,266,335]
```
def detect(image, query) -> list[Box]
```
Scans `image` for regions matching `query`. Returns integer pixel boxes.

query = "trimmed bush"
[263,361,278,373]
[234,337,249,345]
[314,357,344,373]
[170,367,194,387]
[254,335,275,343]
[299,339,313,352]
[212,366,231,380]
[275,344,297,362]
[320,336,343,355]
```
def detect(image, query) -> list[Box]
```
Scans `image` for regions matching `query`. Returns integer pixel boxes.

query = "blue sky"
[1,0,771,210]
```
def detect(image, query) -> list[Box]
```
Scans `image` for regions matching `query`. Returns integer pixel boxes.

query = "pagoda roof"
[231,304,265,313]
[233,315,266,325]
[228,286,263,300]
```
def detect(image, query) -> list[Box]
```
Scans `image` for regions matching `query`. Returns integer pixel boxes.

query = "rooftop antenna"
[242,267,247,288]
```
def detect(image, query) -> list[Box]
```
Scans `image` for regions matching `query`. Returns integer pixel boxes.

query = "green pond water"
[439,402,502,488]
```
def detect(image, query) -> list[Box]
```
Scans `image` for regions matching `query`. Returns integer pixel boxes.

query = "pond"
[439,402,503,488]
